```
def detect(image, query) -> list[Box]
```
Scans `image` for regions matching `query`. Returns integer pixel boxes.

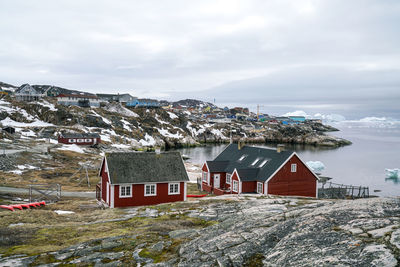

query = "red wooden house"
[201,143,318,198]
[98,151,189,208]
[58,133,101,146]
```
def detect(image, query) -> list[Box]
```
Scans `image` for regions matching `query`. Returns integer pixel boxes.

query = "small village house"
[201,143,318,198]
[58,133,101,145]
[97,93,137,104]
[56,94,100,107]
[98,151,189,208]
[14,84,42,102]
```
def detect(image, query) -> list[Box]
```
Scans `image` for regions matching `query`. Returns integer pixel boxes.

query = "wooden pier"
[318,182,369,199]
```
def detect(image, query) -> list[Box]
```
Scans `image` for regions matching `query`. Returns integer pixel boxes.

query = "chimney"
[238,140,244,150]
[277,144,285,153]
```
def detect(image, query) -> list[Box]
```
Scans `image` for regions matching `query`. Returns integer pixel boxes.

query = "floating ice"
[385,169,399,179]
[306,161,325,172]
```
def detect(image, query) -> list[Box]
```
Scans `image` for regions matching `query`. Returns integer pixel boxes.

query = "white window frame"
[84,139,92,142]
[68,139,76,143]
[119,184,132,198]
[168,183,180,195]
[202,171,207,182]
[291,164,297,172]
[232,180,239,192]
[226,173,231,185]
[77,139,84,143]
[257,182,263,194]
[144,184,157,196]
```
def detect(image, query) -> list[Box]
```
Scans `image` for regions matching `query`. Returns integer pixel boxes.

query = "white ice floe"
[306,161,325,172]
[385,169,399,179]
[167,111,178,119]
[57,144,85,153]
[139,133,156,146]
[54,210,75,215]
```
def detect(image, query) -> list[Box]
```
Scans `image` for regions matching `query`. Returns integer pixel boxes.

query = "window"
[238,155,247,162]
[120,185,132,198]
[77,139,84,143]
[168,183,180,195]
[259,159,269,168]
[232,180,239,192]
[257,182,263,194]
[226,174,231,184]
[68,139,76,143]
[291,164,297,172]
[85,139,92,142]
[145,184,156,196]
[202,172,207,182]
[251,158,261,166]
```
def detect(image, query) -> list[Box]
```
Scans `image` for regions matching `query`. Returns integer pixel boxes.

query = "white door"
[214,174,220,189]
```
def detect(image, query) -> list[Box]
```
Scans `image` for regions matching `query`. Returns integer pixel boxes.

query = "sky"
[0,0,399,119]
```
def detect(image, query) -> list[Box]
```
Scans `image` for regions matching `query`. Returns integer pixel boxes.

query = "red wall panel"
[267,154,317,197]
[113,182,185,207]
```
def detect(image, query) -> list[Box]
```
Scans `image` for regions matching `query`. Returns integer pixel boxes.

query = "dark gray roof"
[206,161,229,172]
[105,151,189,184]
[209,143,295,182]
[61,133,100,138]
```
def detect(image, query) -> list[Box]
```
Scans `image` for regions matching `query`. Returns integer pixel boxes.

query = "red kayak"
[187,194,208,198]
[0,205,14,211]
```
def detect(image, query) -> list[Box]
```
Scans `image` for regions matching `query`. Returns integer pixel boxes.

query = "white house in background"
[56,94,101,108]
[14,84,42,102]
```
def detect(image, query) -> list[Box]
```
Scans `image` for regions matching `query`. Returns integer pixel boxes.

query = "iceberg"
[306,161,325,172]
[385,169,399,179]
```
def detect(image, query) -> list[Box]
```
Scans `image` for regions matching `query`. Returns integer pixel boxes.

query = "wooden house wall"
[267,154,317,197]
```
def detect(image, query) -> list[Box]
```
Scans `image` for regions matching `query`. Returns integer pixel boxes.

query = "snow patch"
[139,133,156,146]
[54,210,75,215]
[57,144,85,154]
[167,111,178,119]
[111,144,132,149]
[103,103,138,117]
[157,128,183,139]
[0,117,54,128]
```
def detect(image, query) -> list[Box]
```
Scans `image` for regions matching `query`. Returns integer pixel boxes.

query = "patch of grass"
[244,253,265,267]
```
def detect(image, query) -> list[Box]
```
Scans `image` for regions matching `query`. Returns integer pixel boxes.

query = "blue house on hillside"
[126,99,160,108]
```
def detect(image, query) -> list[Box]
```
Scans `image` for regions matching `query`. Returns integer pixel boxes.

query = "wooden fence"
[29,184,61,203]
[318,182,369,199]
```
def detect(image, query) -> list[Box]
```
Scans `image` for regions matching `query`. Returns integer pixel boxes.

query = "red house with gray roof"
[98,151,189,208]
[201,143,318,197]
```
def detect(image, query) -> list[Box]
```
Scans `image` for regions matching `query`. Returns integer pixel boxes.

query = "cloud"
[0,0,399,118]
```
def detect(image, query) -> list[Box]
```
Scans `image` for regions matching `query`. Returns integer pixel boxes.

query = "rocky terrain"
[0,196,398,266]
[0,95,350,151]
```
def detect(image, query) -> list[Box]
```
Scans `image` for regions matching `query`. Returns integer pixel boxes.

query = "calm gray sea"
[176,123,400,197]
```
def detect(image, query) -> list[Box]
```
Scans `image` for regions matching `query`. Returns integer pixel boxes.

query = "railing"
[29,184,61,203]
[318,182,369,199]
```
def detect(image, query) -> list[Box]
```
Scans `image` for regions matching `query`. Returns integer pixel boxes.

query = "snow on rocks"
[139,133,156,146]
[0,117,54,128]
[57,144,85,154]
[157,128,183,139]
[167,111,178,119]
[103,102,138,117]
[54,210,75,215]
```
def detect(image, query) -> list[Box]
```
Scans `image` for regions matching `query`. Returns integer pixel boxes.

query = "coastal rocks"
[178,197,400,267]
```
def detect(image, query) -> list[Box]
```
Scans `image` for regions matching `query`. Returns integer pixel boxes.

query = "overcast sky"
[1,0,399,118]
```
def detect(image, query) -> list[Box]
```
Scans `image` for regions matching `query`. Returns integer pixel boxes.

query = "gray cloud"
[0,0,399,117]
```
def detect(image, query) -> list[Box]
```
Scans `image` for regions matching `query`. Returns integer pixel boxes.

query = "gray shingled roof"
[105,151,189,184]
[209,143,295,182]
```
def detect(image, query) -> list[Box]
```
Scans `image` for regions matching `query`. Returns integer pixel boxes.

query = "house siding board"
[267,154,317,197]
[202,183,212,193]
[113,182,185,207]
[242,181,257,193]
